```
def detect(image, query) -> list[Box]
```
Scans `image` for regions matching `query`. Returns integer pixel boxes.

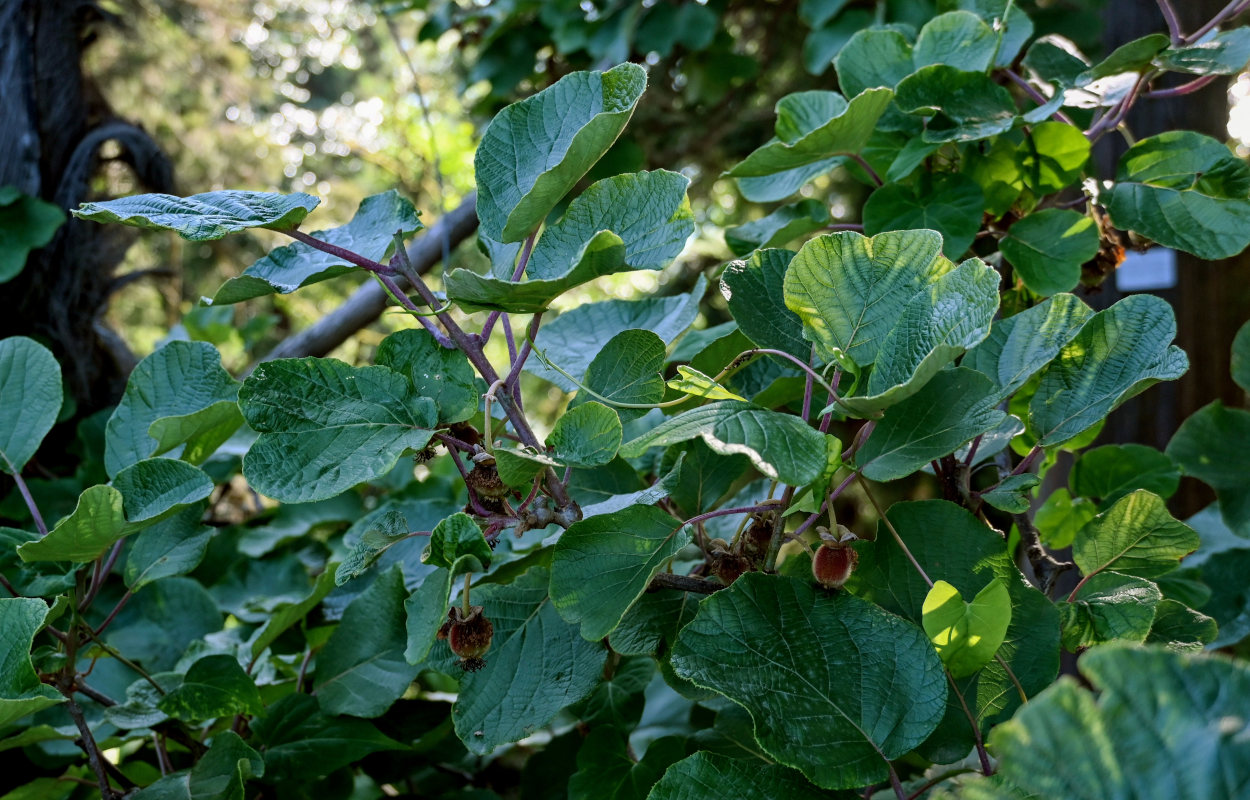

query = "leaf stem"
[479,230,538,343]
[946,672,994,775]
[92,590,133,637]
[1142,74,1219,99]
[286,229,393,274]
[1186,0,1250,43]
[1156,0,1183,43]
[858,475,934,588]
[849,153,884,186]
[8,467,48,536]
[763,486,798,572]
[1001,68,1076,126]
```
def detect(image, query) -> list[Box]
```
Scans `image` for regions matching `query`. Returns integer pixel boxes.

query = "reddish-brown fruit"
[466,462,510,498]
[443,605,494,672]
[812,542,858,589]
[706,538,751,585]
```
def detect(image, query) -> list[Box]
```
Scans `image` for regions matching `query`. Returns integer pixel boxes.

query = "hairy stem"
[63,696,119,800]
[946,672,994,775]
[286,229,392,274]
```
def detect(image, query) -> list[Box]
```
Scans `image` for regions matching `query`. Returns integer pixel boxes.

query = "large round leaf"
[670,573,947,790]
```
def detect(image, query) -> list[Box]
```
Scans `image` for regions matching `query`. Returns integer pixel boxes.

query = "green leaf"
[422,567,606,754]
[923,579,1012,679]
[1155,28,1250,75]
[376,328,478,425]
[783,229,952,369]
[449,170,694,312]
[337,509,410,585]
[105,672,181,730]
[314,566,419,717]
[1233,319,1250,393]
[0,337,62,476]
[18,485,134,563]
[1000,209,1099,296]
[403,568,452,665]
[725,88,893,178]
[1071,444,1180,508]
[0,598,64,728]
[494,446,562,489]
[124,506,213,590]
[862,174,985,257]
[608,589,701,657]
[550,505,691,641]
[212,190,422,303]
[1020,121,1091,194]
[0,191,65,283]
[573,329,666,423]
[250,693,405,783]
[1072,490,1199,580]
[158,654,264,722]
[528,170,693,279]
[662,439,749,517]
[113,458,213,523]
[972,645,1250,800]
[104,577,222,672]
[422,512,491,575]
[671,573,947,790]
[74,190,318,241]
[964,292,1094,403]
[856,368,1007,481]
[104,341,241,477]
[618,401,828,486]
[131,731,263,800]
[847,500,1060,761]
[964,136,1025,216]
[664,366,746,402]
[248,569,337,661]
[239,358,437,503]
[547,402,623,467]
[1023,34,1092,88]
[720,249,809,360]
[1034,488,1098,550]
[913,10,998,72]
[724,199,830,256]
[835,28,915,96]
[1146,598,1218,653]
[569,728,684,800]
[527,277,705,391]
[476,63,646,242]
[848,257,1000,412]
[1105,131,1250,259]
[1167,402,1250,535]
[1030,294,1187,446]
[1081,33,1170,82]
[980,473,1041,514]
[895,66,1018,143]
[1060,572,1161,649]
[647,752,830,800]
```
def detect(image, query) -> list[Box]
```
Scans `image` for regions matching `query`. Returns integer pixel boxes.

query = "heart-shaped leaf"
[0,337,62,477]
[550,504,690,641]
[476,63,646,242]
[618,401,828,486]
[1105,131,1250,259]
[1000,208,1099,296]
[239,358,437,503]
[923,579,1012,678]
[670,573,947,789]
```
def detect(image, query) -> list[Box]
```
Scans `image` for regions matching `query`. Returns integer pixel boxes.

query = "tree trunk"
[1,0,174,425]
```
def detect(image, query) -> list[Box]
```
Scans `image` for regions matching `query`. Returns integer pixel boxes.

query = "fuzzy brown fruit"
[811,542,858,590]
[438,605,494,672]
